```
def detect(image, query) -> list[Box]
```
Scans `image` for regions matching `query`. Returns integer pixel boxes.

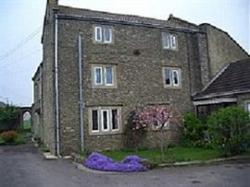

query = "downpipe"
[78,34,85,152]
[54,14,61,157]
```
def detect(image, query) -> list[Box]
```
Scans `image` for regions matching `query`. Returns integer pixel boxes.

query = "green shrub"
[182,113,207,147]
[0,136,4,145]
[207,106,250,156]
[0,130,18,143]
[0,105,20,132]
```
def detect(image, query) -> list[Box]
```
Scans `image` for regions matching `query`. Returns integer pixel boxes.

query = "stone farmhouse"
[32,0,249,156]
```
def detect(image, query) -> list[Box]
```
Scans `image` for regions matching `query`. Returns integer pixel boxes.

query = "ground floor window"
[89,107,121,134]
[246,102,250,114]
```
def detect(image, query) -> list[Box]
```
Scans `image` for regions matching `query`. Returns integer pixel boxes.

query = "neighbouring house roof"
[193,58,250,100]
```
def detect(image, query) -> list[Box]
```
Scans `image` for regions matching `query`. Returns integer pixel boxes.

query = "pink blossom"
[133,105,175,130]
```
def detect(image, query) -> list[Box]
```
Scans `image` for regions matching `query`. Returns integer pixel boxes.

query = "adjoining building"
[193,58,250,117]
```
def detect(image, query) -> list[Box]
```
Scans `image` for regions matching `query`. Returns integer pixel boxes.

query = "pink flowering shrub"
[133,106,172,130]
[132,105,179,155]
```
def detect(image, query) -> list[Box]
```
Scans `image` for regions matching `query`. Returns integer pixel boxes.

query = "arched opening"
[22,111,31,131]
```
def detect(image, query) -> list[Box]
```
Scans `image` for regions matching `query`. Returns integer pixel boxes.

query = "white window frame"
[94,67,103,85]
[104,66,114,86]
[171,35,177,49]
[94,26,112,43]
[103,28,112,43]
[162,32,170,49]
[164,68,172,86]
[162,32,177,50]
[163,67,181,88]
[95,26,102,42]
[91,109,99,133]
[172,69,180,87]
[89,107,121,134]
[111,109,119,131]
[101,109,110,132]
[92,65,116,87]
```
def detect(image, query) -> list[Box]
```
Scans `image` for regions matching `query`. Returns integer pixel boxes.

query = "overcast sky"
[0,0,249,106]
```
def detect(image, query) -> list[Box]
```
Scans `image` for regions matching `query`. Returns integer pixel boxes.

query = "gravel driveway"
[0,143,249,187]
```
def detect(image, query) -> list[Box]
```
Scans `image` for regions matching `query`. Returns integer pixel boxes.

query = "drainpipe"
[54,14,61,157]
[78,34,85,152]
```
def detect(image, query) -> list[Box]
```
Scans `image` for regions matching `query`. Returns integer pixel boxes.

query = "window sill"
[92,85,117,89]
[89,130,122,136]
[93,41,114,45]
[162,48,178,51]
[163,85,182,89]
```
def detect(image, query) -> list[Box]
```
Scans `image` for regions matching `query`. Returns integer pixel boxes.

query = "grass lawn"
[102,147,222,164]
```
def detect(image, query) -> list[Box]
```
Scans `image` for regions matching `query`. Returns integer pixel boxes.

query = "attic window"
[94,26,112,44]
[162,32,177,50]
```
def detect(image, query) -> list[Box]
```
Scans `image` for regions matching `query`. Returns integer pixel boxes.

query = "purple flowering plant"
[84,152,147,172]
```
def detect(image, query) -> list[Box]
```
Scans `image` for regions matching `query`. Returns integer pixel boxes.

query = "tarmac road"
[0,143,249,187]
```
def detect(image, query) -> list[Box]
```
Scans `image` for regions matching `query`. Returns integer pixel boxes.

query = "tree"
[133,105,179,156]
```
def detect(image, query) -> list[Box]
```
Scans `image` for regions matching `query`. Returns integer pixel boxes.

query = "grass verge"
[102,147,222,165]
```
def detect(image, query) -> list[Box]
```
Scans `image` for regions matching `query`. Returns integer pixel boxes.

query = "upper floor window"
[162,32,177,50]
[163,67,181,88]
[89,107,121,135]
[94,26,112,44]
[92,65,116,87]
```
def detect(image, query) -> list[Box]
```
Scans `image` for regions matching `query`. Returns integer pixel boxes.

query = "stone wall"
[200,24,249,78]
[40,6,57,155]
[32,66,41,140]
[56,17,203,154]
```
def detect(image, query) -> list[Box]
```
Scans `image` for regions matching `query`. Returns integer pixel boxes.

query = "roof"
[54,5,200,32]
[42,3,202,43]
[32,62,43,81]
[194,58,250,100]
[58,6,169,26]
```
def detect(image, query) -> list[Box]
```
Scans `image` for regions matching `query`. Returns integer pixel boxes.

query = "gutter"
[78,34,85,151]
[193,97,237,106]
[193,89,250,101]
[54,14,61,157]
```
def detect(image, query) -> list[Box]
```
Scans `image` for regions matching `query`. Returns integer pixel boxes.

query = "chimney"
[47,0,58,6]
